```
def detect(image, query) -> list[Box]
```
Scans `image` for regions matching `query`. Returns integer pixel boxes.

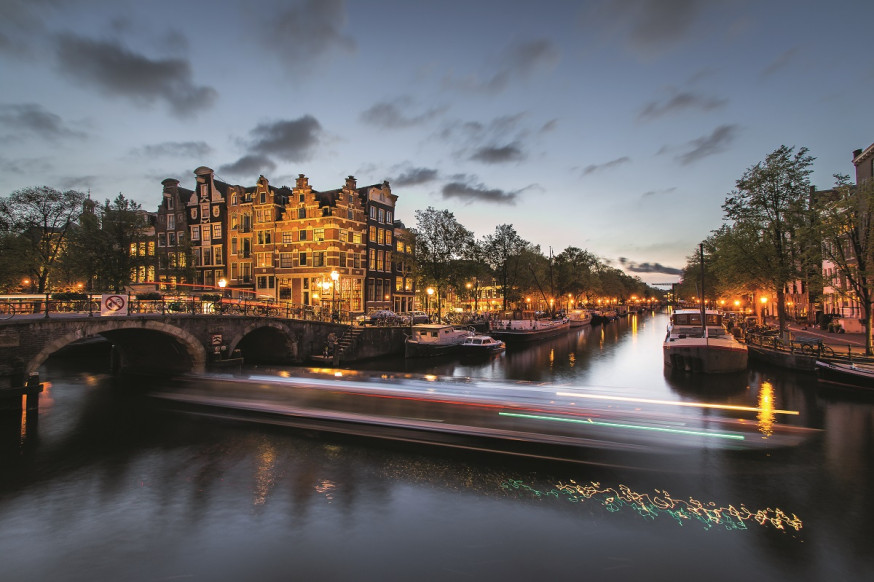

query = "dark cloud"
[249,115,322,161]
[219,155,277,178]
[360,99,448,129]
[265,0,355,69]
[582,156,631,175]
[392,167,439,187]
[638,92,727,122]
[675,124,739,165]
[0,0,61,57]
[442,180,519,205]
[132,141,213,158]
[0,103,86,140]
[445,39,559,93]
[581,0,708,57]
[53,34,217,117]
[618,258,682,275]
[470,144,526,164]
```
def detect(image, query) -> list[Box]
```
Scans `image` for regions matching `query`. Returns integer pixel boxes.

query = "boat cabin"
[669,310,729,338]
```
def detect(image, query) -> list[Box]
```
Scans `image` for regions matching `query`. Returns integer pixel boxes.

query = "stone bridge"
[0,314,408,393]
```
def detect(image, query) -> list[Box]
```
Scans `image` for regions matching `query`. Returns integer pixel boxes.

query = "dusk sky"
[2,0,872,286]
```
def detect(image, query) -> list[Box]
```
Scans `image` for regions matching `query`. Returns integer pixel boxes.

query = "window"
[202,226,211,242]
[202,247,212,266]
[257,230,272,245]
[387,211,392,223]
[213,224,221,239]
[158,236,165,247]
[166,197,174,210]
[298,207,306,219]
[167,214,175,230]
[138,242,146,256]
[370,206,376,219]
[148,241,155,256]
[385,251,391,268]
[299,229,308,241]
[168,232,176,246]
[377,250,384,271]
[314,228,325,242]
[201,203,209,219]
[282,232,293,244]
[214,246,223,265]
[353,233,362,245]
[231,237,237,255]
[369,249,376,270]
[299,252,307,266]
[177,232,184,244]
[369,226,376,241]
[378,229,384,245]
[280,253,293,268]
[314,251,325,267]
[378,208,385,223]
[396,240,404,252]
[339,230,347,243]
[231,193,237,205]
[299,194,305,203]
[256,252,272,267]
[386,231,392,245]
[129,243,137,257]
[260,191,266,204]
[339,251,346,267]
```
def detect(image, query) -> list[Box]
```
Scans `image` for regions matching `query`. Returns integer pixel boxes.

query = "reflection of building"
[154,169,406,314]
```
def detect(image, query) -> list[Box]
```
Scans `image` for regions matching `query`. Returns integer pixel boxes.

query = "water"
[1,311,872,582]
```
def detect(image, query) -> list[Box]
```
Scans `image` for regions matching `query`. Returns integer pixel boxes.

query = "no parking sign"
[100,294,128,316]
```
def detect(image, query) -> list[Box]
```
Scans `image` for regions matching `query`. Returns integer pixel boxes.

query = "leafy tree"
[721,145,814,334]
[555,246,600,306]
[0,186,86,293]
[412,207,474,317]
[817,175,874,354]
[482,224,529,311]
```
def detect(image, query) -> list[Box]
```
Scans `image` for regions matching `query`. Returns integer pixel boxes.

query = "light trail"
[555,391,799,416]
[498,411,746,441]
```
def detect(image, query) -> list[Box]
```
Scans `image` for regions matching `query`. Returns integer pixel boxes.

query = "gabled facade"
[359,181,397,312]
[156,178,194,287]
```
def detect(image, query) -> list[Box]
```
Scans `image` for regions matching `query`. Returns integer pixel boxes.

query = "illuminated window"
[213,224,222,239]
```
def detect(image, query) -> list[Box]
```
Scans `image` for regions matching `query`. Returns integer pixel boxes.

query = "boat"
[567,309,593,327]
[815,359,874,389]
[488,318,570,345]
[404,324,473,358]
[459,334,506,355]
[663,309,748,374]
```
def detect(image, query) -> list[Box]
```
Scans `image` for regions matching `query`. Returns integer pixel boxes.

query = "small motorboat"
[460,334,506,355]
[815,359,874,390]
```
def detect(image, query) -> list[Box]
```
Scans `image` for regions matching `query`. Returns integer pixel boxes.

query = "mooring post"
[25,373,41,411]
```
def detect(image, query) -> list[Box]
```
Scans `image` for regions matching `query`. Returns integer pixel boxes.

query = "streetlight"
[330,270,339,321]
[426,287,434,319]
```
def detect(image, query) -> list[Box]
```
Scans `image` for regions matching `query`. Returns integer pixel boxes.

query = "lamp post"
[426,287,434,320]
[330,270,339,321]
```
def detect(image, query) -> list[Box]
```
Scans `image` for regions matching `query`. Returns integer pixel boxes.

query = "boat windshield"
[672,313,722,326]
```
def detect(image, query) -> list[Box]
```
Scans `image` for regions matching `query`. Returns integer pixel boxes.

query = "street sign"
[100,294,128,316]
[211,333,223,346]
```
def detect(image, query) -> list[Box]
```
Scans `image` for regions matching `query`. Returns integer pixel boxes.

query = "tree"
[721,145,814,335]
[555,246,600,307]
[412,207,474,318]
[0,186,86,293]
[817,175,874,355]
[482,224,529,311]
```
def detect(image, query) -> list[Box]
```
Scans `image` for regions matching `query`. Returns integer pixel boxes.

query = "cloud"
[264,0,355,69]
[674,124,739,165]
[760,47,800,78]
[442,179,520,205]
[218,155,277,178]
[638,91,727,122]
[582,156,631,175]
[618,258,683,275]
[0,103,86,140]
[132,141,213,158]
[392,167,439,187]
[54,33,217,117]
[248,115,323,161]
[580,0,709,58]
[470,144,526,164]
[444,39,559,93]
[360,98,448,129]
[641,187,677,198]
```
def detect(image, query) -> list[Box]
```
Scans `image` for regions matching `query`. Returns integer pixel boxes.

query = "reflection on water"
[1,310,873,581]
[503,478,803,533]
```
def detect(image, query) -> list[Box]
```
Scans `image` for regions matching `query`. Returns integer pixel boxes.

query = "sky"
[1,0,873,287]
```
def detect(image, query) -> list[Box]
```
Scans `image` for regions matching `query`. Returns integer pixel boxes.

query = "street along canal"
[1,310,871,581]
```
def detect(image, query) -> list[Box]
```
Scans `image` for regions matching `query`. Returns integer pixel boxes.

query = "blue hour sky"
[1,0,872,285]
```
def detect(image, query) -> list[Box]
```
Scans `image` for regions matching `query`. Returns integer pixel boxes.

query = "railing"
[746,332,837,358]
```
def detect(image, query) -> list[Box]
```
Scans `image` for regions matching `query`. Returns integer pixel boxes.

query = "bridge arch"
[228,320,299,364]
[27,320,206,376]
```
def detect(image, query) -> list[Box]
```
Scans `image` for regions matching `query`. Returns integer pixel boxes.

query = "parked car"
[408,310,429,324]
[365,310,402,325]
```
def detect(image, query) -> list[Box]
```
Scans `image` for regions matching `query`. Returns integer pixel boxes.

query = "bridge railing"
[0,295,362,324]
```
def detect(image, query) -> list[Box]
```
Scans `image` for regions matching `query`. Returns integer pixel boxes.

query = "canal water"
[1,311,872,581]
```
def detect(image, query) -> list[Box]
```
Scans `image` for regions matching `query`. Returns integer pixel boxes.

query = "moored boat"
[405,324,473,358]
[663,309,748,374]
[459,334,506,355]
[815,359,874,389]
[567,309,593,327]
[489,318,570,345]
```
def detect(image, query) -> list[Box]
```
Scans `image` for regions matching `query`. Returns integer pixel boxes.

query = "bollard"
[24,373,41,411]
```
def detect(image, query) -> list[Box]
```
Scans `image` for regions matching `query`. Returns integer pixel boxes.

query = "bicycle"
[800,339,835,358]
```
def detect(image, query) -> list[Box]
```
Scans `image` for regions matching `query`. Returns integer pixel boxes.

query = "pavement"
[786,323,871,356]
